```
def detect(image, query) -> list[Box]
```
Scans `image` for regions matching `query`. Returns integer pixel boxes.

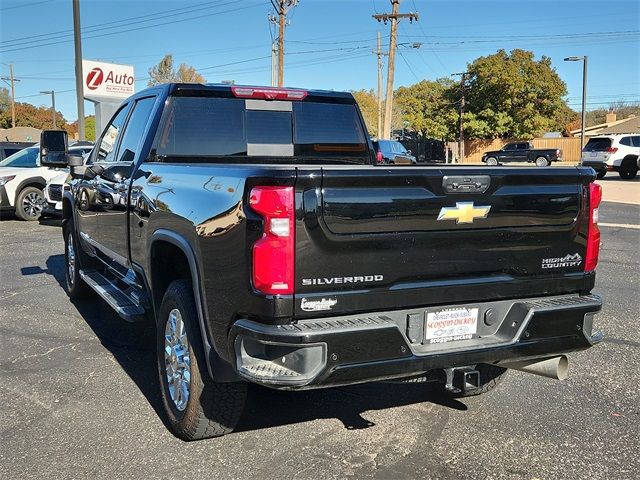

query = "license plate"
[590,152,598,157]
[425,307,479,344]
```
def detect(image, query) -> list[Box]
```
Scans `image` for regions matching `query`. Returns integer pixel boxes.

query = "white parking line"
[599,222,640,230]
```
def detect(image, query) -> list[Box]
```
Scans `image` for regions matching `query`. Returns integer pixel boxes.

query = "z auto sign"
[82,60,135,100]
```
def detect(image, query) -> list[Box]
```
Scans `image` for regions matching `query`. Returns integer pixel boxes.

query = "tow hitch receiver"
[452,368,480,392]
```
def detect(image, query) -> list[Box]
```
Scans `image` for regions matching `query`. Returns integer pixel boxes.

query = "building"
[0,126,41,142]
[595,115,640,135]
[570,113,638,137]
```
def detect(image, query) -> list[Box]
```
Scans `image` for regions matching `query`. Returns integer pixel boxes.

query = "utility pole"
[373,1,418,139]
[271,0,298,88]
[8,64,16,129]
[72,0,85,140]
[40,90,56,128]
[1,64,18,128]
[268,14,278,87]
[452,72,468,163]
[374,32,387,138]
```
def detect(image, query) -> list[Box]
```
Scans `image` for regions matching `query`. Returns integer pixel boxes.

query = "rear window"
[583,138,612,151]
[152,96,369,164]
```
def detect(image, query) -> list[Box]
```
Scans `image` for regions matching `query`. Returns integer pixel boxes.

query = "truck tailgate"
[294,166,595,318]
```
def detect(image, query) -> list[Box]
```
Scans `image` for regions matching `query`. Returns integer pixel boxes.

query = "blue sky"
[1,0,638,122]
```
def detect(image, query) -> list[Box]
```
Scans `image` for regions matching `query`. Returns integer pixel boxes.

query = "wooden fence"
[461,137,582,163]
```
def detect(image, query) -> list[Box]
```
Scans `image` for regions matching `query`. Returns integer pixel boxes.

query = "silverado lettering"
[301,275,384,286]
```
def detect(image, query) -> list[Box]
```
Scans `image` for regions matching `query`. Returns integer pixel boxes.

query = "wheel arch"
[148,229,237,382]
[62,191,74,220]
[13,176,46,204]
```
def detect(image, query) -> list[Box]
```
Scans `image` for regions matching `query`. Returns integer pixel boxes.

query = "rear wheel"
[485,157,498,166]
[619,158,638,179]
[535,156,550,167]
[157,279,247,441]
[15,186,44,221]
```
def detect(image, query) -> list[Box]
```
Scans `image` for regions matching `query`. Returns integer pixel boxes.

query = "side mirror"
[406,149,412,155]
[40,130,68,167]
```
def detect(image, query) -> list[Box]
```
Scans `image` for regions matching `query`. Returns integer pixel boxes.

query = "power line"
[0,0,241,46]
[399,30,639,40]
[0,1,263,54]
[398,50,420,82]
[0,0,51,12]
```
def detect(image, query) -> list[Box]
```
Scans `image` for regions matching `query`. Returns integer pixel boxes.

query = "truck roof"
[132,83,355,103]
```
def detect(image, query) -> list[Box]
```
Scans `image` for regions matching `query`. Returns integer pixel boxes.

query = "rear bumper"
[229,294,602,389]
[581,160,607,172]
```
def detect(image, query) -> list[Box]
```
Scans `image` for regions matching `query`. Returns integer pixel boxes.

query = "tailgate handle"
[442,175,491,194]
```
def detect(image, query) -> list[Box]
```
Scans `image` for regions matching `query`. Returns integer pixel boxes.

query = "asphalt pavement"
[1,201,639,480]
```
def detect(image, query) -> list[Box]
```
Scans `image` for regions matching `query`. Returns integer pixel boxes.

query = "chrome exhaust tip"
[498,355,568,380]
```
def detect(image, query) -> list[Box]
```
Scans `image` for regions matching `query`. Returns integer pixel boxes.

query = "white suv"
[582,134,640,179]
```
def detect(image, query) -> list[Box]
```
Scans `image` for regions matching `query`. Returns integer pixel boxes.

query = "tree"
[65,116,96,141]
[584,102,640,128]
[351,89,379,136]
[148,54,205,86]
[0,87,11,129]
[4,101,67,130]
[395,79,459,140]
[463,49,569,139]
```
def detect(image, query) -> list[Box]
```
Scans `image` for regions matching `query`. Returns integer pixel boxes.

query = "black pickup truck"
[482,142,562,166]
[40,84,603,441]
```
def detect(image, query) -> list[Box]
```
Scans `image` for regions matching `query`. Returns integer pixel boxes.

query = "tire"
[15,186,44,221]
[437,363,507,398]
[596,170,606,179]
[63,217,93,299]
[535,156,550,167]
[485,157,498,166]
[157,279,247,441]
[619,158,638,179]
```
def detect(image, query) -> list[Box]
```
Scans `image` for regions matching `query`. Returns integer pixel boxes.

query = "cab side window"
[631,136,640,148]
[115,97,156,164]
[96,104,132,163]
[619,137,632,147]
[504,144,516,151]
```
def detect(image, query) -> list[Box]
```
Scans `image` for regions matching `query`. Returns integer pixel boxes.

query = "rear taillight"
[606,147,618,154]
[376,151,383,164]
[231,86,307,100]
[585,182,602,272]
[249,186,295,295]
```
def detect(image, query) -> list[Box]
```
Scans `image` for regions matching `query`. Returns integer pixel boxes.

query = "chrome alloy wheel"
[22,191,43,218]
[67,232,76,285]
[164,308,191,411]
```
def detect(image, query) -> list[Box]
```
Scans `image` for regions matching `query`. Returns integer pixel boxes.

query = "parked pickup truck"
[40,84,603,441]
[482,142,562,166]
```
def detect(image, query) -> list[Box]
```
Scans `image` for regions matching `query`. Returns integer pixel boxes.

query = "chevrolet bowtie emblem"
[437,202,491,224]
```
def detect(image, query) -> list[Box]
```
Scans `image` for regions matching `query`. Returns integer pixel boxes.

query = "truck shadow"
[41,254,467,434]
